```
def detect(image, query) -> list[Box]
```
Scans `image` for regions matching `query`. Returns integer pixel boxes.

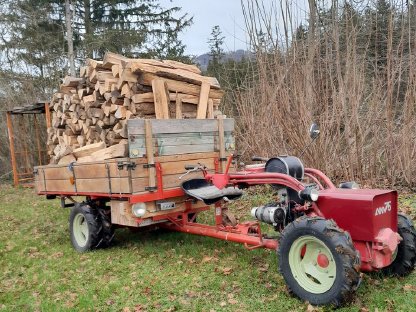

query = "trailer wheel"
[382,213,416,276]
[278,217,361,306]
[69,203,103,252]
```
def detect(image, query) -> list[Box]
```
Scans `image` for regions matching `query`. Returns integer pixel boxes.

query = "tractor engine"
[251,203,286,229]
[251,188,292,231]
[251,156,306,230]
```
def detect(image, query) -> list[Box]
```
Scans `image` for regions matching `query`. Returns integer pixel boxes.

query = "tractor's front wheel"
[278,217,361,306]
[382,213,416,276]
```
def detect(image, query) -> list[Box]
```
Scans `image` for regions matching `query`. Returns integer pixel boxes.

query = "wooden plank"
[128,118,234,135]
[45,179,74,192]
[156,144,215,156]
[161,60,202,75]
[156,152,219,163]
[71,158,148,179]
[111,200,138,227]
[152,79,170,119]
[138,73,224,99]
[145,120,156,190]
[129,62,220,88]
[129,133,233,156]
[175,96,182,119]
[35,168,46,192]
[217,116,226,172]
[197,82,210,119]
[207,99,214,118]
[160,158,216,175]
[43,166,73,180]
[73,142,106,158]
[73,163,108,179]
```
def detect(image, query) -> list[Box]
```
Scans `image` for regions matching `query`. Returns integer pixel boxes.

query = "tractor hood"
[316,188,398,242]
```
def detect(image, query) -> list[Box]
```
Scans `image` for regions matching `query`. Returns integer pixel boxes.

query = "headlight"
[132,202,146,217]
[299,188,319,202]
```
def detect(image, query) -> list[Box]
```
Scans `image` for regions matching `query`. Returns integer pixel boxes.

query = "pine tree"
[0,0,192,99]
[207,25,225,75]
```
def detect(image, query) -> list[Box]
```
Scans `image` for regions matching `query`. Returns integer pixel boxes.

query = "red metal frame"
[38,154,401,272]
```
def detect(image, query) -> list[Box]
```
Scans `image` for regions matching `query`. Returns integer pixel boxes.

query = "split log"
[73,142,106,158]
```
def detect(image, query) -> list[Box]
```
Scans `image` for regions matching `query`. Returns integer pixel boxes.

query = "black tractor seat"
[181,179,243,205]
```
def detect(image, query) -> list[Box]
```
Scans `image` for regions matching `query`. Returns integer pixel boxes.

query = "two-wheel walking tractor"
[35,118,416,306]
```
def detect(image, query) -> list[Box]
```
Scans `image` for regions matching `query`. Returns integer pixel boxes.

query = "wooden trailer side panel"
[34,119,235,195]
[35,152,220,194]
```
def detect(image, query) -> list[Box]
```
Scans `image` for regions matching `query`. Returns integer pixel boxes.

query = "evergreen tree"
[207,25,225,75]
[0,0,192,99]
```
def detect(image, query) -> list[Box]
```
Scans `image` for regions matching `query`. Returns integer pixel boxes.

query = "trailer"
[35,119,416,306]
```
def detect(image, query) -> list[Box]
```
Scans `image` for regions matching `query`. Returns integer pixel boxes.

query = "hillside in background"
[194,49,252,71]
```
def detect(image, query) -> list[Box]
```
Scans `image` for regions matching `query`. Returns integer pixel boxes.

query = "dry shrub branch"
[228,0,416,189]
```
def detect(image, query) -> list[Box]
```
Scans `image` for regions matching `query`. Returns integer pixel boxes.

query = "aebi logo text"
[375,201,392,216]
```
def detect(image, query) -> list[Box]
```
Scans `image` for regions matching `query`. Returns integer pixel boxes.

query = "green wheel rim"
[73,213,89,247]
[288,235,337,294]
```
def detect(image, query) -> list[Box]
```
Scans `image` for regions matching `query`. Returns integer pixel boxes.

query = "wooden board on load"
[128,118,235,158]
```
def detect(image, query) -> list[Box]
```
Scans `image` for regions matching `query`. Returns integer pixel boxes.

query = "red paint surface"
[316,188,398,242]
[317,253,329,268]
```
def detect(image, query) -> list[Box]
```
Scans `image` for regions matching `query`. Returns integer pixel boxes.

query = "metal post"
[6,112,19,186]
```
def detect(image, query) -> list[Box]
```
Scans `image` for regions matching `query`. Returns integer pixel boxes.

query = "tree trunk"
[83,0,92,58]
[65,0,76,76]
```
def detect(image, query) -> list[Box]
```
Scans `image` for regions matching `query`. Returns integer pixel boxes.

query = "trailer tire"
[382,213,416,276]
[278,217,361,306]
[69,203,104,252]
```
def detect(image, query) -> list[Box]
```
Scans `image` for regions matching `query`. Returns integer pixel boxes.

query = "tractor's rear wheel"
[69,203,113,252]
[278,217,361,306]
[382,213,416,276]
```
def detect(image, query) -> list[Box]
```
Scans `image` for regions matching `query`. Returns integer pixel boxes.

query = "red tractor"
[164,124,416,305]
[37,121,416,306]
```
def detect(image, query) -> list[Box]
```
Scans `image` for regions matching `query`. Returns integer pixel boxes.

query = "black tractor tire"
[69,203,113,252]
[97,207,115,247]
[278,217,361,306]
[382,213,416,276]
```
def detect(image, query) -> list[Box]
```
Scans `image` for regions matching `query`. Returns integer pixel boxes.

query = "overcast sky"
[160,0,309,56]
[160,0,248,55]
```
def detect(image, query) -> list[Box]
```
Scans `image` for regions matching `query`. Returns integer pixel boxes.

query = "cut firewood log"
[114,106,127,119]
[62,76,84,87]
[58,153,76,165]
[129,62,220,88]
[47,52,224,163]
[131,92,154,104]
[103,51,129,68]
[112,64,120,78]
[138,73,224,99]
[197,82,211,119]
[152,79,170,119]
[93,142,127,160]
[73,142,106,158]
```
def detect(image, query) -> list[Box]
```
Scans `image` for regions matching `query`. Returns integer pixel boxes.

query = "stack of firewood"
[47,52,224,164]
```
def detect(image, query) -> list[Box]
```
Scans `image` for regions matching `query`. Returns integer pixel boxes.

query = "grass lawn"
[0,184,415,311]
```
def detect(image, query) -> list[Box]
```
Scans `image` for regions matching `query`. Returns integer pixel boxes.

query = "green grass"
[0,185,415,312]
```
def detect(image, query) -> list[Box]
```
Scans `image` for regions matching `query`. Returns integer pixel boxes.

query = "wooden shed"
[5,102,51,186]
